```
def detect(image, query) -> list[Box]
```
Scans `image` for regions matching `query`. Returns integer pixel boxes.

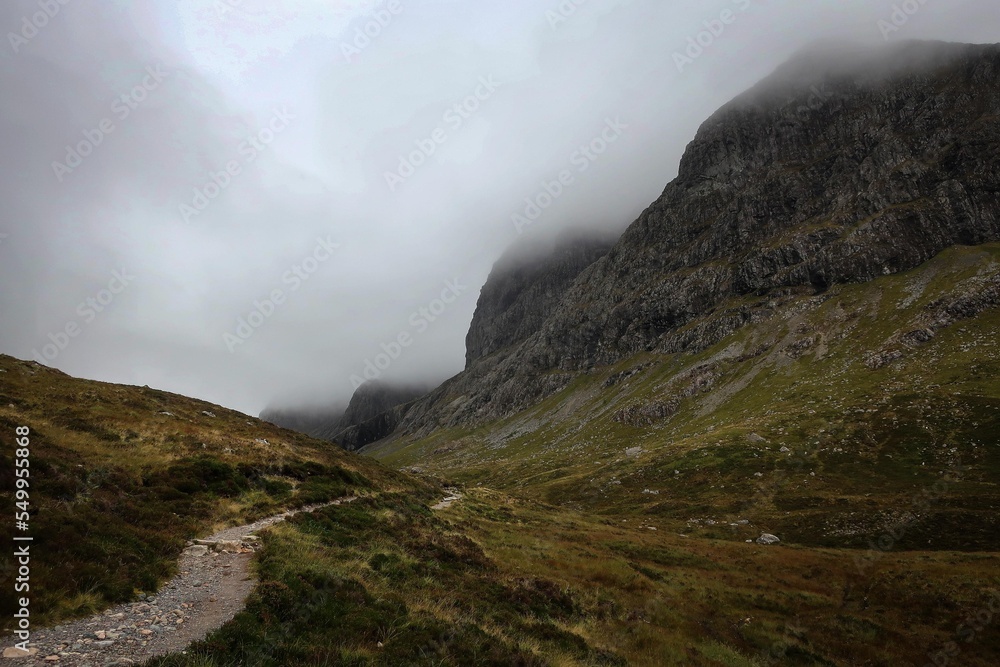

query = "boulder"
[3,647,40,659]
[213,540,242,553]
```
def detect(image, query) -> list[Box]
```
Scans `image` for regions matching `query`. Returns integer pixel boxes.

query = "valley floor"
[355,243,1000,665]
[126,487,1000,666]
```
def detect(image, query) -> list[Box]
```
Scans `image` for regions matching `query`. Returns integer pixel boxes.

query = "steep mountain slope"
[261,381,425,446]
[339,381,427,432]
[465,232,615,366]
[334,399,415,452]
[333,381,429,451]
[365,41,1000,550]
[381,41,1000,436]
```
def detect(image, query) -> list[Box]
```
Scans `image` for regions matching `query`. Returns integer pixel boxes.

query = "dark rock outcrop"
[339,381,426,429]
[518,41,1000,374]
[335,401,414,451]
[261,381,426,447]
[332,381,426,450]
[363,41,1000,444]
[465,233,614,366]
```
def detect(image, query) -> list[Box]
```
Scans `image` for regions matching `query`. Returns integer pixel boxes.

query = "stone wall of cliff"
[380,41,1000,440]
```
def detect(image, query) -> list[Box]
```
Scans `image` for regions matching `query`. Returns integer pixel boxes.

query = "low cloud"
[0,0,993,414]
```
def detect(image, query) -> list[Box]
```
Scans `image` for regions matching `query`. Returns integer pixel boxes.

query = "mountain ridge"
[6,39,1000,667]
[374,39,1000,439]
[465,231,616,367]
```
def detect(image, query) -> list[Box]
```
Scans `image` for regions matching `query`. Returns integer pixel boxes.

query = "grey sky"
[0,0,995,415]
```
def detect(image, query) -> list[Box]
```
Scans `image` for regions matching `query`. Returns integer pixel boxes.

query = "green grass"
[370,244,1000,555]
[146,493,624,666]
[0,355,421,629]
[147,487,1000,665]
[2,243,999,665]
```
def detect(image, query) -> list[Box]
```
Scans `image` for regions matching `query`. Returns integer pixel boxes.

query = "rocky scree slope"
[379,40,1000,438]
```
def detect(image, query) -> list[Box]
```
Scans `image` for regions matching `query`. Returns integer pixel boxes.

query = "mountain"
[7,40,1000,667]
[366,41,1000,440]
[339,381,428,429]
[360,40,1000,556]
[465,232,617,367]
[333,381,429,451]
[260,380,426,447]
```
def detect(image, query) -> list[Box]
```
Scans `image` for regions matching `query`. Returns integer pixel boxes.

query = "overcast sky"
[0,0,994,416]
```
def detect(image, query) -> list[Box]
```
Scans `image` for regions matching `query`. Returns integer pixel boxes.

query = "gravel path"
[431,489,463,510]
[2,498,356,666]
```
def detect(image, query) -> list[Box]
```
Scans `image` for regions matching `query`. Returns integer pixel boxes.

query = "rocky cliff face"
[335,401,414,452]
[465,233,614,367]
[369,41,1000,440]
[261,381,425,446]
[339,381,425,428]
[518,41,1000,374]
[331,381,426,450]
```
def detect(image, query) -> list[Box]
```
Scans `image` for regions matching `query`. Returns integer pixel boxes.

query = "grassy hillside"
[2,244,999,666]
[0,356,424,629]
[355,243,1000,665]
[369,243,1000,551]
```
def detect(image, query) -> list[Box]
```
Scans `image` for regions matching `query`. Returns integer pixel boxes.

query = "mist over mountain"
[3,2,1000,664]
[337,39,1000,441]
[2,1,995,417]
[261,380,427,447]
